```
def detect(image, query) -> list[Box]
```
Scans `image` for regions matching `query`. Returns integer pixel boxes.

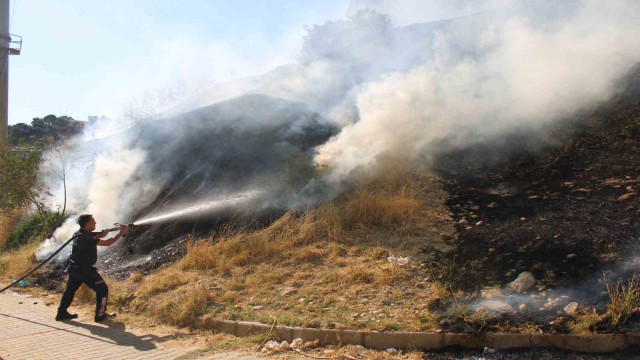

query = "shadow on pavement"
[0,312,176,352]
[64,319,177,351]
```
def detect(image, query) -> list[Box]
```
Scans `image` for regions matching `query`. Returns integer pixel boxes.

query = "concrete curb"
[193,316,638,353]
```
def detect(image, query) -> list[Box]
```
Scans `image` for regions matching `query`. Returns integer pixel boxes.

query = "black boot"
[94,312,116,322]
[55,310,78,321]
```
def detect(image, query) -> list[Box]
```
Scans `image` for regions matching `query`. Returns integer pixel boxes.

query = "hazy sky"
[8,0,349,125]
[8,0,501,125]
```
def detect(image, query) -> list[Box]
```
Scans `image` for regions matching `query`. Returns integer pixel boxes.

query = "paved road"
[0,291,262,360]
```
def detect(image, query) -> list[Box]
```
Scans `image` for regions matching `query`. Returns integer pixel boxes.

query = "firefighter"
[55,214,127,322]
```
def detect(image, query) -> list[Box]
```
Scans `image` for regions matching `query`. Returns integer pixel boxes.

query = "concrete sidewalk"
[0,291,262,360]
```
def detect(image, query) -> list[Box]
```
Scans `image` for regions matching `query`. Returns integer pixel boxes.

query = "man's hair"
[78,214,93,228]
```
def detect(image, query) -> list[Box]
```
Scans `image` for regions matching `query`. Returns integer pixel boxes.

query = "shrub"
[3,212,65,251]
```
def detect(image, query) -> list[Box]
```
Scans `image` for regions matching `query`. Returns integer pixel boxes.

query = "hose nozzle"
[106,223,135,232]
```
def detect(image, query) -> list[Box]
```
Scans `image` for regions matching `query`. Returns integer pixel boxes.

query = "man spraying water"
[56,214,128,322]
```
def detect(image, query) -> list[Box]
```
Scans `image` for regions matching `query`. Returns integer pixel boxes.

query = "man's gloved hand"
[119,224,128,236]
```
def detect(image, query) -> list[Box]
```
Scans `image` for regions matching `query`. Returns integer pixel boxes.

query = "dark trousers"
[58,268,108,316]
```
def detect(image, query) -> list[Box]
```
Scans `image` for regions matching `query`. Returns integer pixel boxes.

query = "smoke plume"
[316,0,640,183]
[37,0,640,259]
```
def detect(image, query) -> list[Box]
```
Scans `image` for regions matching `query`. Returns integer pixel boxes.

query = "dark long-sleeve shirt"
[68,230,100,271]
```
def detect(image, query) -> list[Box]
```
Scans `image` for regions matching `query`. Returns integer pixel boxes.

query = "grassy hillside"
[102,164,456,331]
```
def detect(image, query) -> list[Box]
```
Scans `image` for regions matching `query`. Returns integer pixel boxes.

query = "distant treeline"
[8,115,85,145]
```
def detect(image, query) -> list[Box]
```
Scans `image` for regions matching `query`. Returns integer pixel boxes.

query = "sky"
[7,0,350,125]
[8,0,506,126]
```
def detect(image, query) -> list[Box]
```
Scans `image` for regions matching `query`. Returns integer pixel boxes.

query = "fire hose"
[0,223,134,294]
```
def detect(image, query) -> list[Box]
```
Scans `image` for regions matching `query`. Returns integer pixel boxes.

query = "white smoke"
[36,146,157,260]
[316,0,640,182]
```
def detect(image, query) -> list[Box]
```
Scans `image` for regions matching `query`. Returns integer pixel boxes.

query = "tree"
[0,140,58,236]
[299,9,393,64]
[8,115,85,145]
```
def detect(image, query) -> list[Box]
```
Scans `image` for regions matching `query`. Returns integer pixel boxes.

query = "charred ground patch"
[431,66,640,292]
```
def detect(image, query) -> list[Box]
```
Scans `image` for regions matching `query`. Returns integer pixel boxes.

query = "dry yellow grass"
[73,283,96,303]
[343,186,419,228]
[113,167,455,331]
[0,242,38,281]
[138,267,199,297]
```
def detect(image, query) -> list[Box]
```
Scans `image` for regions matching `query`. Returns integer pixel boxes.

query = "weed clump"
[605,273,640,329]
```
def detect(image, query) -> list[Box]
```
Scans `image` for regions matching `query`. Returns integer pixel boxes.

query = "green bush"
[3,212,65,251]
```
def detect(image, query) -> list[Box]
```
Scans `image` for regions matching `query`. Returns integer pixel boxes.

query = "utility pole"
[0,0,18,148]
[0,0,8,147]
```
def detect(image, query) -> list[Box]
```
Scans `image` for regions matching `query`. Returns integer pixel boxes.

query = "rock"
[520,217,527,221]
[508,271,536,293]
[544,298,563,308]
[470,205,480,211]
[618,192,636,201]
[488,248,496,254]
[476,221,484,226]
[566,254,577,260]
[481,286,503,299]
[478,300,514,314]
[298,297,307,303]
[564,302,579,315]
[306,320,320,328]
[252,305,264,310]
[281,287,297,296]
[487,202,498,208]
[519,304,527,312]
[458,218,468,224]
